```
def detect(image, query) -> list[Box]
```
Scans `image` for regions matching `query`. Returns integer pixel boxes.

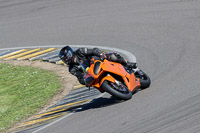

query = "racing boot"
[126,61,137,69]
[126,61,144,75]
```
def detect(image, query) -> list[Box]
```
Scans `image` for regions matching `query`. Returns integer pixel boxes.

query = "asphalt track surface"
[0,0,200,133]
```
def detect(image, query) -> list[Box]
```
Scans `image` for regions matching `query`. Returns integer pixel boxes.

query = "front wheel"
[135,70,151,89]
[101,80,132,100]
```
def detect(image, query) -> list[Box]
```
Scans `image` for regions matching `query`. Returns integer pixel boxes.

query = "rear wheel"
[102,80,132,100]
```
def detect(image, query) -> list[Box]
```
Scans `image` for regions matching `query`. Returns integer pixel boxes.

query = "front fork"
[99,74,116,87]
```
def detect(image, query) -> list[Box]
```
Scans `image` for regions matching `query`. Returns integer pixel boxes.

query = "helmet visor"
[66,50,72,59]
[64,50,73,63]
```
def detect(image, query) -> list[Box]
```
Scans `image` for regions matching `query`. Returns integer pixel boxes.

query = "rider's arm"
[76,48,137,68]
[76,47,102,57]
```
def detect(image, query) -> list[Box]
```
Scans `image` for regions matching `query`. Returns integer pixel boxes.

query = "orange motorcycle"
[81,58,151,100]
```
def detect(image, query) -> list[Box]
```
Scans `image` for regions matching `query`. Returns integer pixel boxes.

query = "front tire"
[135,70,151,89]
[102,80,132,100]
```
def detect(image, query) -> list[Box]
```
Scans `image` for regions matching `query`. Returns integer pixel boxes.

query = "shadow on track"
[75,96,124,112]
[74,89,140,112]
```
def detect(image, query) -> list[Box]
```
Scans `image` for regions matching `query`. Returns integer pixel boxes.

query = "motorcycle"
[81,58,151,100]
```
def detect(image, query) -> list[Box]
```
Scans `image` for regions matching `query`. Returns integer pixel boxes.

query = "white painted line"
[31,92,105,133]
[32,113,73,133]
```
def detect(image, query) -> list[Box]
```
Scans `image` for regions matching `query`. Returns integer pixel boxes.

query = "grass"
[0,63,61,132]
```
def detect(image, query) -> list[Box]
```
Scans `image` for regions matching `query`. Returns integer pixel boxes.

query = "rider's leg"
[106,53,137,69]
[126,61,137,69]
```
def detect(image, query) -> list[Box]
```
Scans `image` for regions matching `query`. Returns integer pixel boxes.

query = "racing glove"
[100,53,107,61]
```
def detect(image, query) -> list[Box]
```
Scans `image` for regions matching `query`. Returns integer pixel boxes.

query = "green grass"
[0,63,61,132]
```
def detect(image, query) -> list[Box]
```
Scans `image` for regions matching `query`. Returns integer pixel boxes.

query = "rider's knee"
[84,74,95,86]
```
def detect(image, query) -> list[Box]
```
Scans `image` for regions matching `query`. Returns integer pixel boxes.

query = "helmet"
[59,46,74,64]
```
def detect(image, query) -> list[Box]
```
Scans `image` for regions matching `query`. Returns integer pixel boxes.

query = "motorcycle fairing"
[88,59,140,93]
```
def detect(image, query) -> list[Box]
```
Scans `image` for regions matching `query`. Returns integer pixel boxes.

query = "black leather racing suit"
[68,48,128,85]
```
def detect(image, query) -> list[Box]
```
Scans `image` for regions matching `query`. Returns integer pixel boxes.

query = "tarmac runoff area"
[0,45,136,133]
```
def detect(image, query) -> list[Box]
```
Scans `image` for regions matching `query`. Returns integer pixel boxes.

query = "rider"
[59,46,137,85]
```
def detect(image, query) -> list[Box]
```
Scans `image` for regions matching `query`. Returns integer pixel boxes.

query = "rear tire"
[102,80,132,100]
